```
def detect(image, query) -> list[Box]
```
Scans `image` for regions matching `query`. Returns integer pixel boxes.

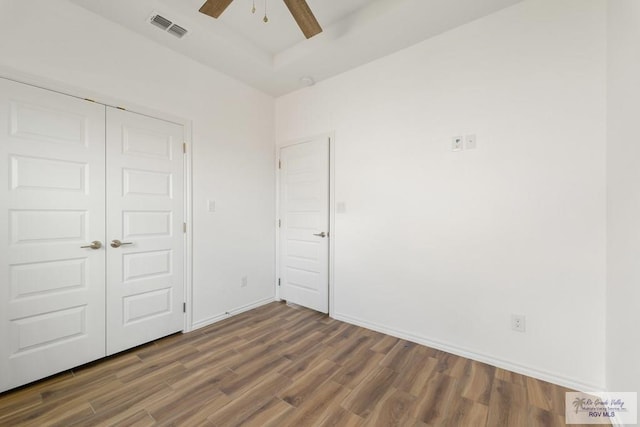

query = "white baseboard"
[191,297,276,331]
[333,311,604,392]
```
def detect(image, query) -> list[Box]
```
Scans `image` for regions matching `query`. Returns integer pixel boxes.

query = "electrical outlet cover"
[511,314,526,332]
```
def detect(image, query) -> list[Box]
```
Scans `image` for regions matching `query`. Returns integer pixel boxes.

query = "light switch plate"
[207,200,216,212]
[452,136,463,151]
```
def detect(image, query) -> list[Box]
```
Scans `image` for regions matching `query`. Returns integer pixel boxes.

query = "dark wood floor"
[0,301,597,426]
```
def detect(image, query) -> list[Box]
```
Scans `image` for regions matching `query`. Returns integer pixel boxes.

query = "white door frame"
[275,133,336,316]
[0,67,195,333]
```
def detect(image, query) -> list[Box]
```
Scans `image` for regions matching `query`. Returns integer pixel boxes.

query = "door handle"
[313,232,327,238]
[81,241,102,250]
[110,239,133,248]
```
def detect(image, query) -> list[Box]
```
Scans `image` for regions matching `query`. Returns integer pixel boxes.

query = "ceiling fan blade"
[199,0,235,19]
[282,0,322,39]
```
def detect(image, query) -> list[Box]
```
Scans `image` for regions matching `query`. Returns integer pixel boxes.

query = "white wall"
[0,0,275,328]
[277,0,607,390]
[606,0,640,394]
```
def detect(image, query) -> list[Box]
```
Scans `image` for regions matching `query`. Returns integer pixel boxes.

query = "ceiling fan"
[199,0,322,39]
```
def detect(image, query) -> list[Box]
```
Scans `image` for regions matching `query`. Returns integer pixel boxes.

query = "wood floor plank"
[316,405,365,427]
[486,378,528,427]
[0,390,42,420]
[231,338,290,365]
[0,302,603,426]
[207,372,292,426]
[329,334,372,365]
[279,358,337,407]
[116,360,188,385]
[410,373,459,425]
[147,366,235,424]
[220,353,291,398]
[370,334,400,354]
[278,344,337,381]
[190,332,246,355]
[242,326,289,346]
[89,379,172,414]
[41,374,123,411]
[342,366,398,418]
[71,353,143,384]
[237,316,285,342]
[0,397,94,426]
[527,376,574,416]
[273,380,349,426]
[149,388,227,425]
[331,349,385,390]
[111,409,156,427]
[70,403,154,427]
[182,348,241,372]
[280,319,328,344]
[233,397,292,427]
[494,366,528,386]
[162,391,231,426]
[433,352,469,378]
[322,323,361,347]
[459,360,496,405]
[444,396,489,426]
[527,406,568,427]
[380,340,420,372]
[362,387,416,426]
[279,331,327,361]
[392,352,438,396]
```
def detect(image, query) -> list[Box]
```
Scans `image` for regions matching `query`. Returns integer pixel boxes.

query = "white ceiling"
[69,0,524,96]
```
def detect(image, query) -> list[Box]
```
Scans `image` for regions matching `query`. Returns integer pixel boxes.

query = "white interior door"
[105,107,185,355]
[0,78,106,392]
[279,137,329,313]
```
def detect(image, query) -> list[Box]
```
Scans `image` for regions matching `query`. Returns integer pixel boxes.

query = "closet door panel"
[105,107,184,355]
[0,78,106,392]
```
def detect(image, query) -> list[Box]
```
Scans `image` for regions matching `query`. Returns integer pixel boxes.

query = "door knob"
[110,239,133,248]
[313,232,327,238]
[81,241,102,250]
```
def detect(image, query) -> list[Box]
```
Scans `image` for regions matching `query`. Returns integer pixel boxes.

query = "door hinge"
[183,142,187,154]
[278,278,281,287]
[278,160,281,169]
[183,222,187,233]
[183,302,186,313]
[278,219,281,228]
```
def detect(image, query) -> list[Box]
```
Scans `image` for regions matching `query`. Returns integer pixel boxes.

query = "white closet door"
[0,78,106,392]
[105,107,185,355]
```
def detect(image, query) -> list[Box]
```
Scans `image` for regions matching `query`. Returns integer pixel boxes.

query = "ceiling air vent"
[149,12,189,38]
[167,24,188,38]
[150,14,172,30]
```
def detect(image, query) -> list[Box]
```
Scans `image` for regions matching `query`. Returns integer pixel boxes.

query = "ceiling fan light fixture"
[199,0,322,38]
[263,0,269,23]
